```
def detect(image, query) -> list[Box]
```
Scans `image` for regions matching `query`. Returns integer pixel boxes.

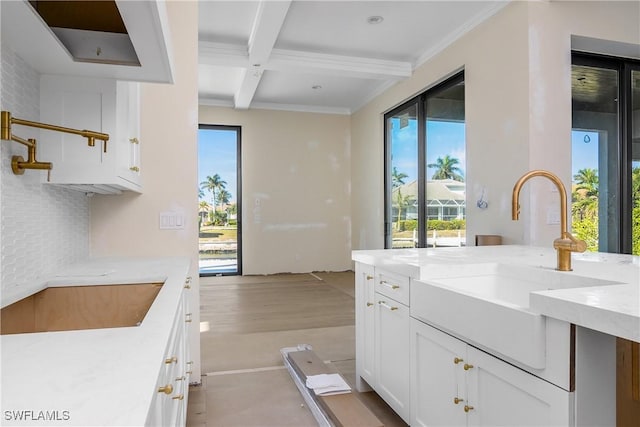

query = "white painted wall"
[351,1,640,251]
[199,106,352,275]
[89,2,201,383]
[0,44,90,292]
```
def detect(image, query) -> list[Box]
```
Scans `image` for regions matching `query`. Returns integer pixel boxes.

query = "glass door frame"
[198,124,243,276]
[572,52,639,254]
[384,71,465,249]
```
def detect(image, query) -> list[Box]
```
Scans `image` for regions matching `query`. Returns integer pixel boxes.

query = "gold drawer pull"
[129,166,140,172]
[165,356,178,364]
[463,363,474,371]
[130,137,139,144]
[380,280,400,290]
[366,275,373,280]
[378,301,398,311]
[176,376,186,382]
[158,384,173,395]
[185,276,192,289]
[453,397,464,404]
[366,302,374,307]
[454,357,464,364]
[172,394,184,401]
[464,405,474,413]
[185,313,192,323]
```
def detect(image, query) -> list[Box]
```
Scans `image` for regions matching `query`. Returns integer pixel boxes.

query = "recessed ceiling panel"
[198,1,260,44]
[253,70,383,110]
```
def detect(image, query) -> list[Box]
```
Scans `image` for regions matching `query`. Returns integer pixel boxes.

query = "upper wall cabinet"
[0,0,174,83]
[39,75,142,194]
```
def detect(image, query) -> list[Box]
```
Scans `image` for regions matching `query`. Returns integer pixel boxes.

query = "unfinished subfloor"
[187,271,408,427]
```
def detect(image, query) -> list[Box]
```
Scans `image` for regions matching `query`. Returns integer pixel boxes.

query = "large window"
[571,54,640,255]
[198,125,242,275]
[385,72,465,248]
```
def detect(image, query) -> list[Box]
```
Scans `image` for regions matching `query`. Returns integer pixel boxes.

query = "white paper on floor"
[305,373,352,396]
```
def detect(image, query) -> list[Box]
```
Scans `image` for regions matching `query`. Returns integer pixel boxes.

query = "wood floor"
[187,272,407,427]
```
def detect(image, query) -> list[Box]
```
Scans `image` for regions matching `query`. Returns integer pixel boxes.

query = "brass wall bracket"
[1,110,109,181]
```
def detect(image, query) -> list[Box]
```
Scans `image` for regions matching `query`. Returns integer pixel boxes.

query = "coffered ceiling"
[198,1,509,114]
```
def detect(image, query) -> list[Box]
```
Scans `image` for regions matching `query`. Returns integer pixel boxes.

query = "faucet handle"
[559,232,587,253]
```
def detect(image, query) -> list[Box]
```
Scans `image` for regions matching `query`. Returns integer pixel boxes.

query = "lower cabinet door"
[375,293,410,423]
[411,319,468,427]
[466,346,573,427]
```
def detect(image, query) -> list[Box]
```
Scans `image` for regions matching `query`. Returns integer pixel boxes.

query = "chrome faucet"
[512,170,587,271]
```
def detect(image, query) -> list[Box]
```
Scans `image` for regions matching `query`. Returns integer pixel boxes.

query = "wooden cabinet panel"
[617,338,640,427]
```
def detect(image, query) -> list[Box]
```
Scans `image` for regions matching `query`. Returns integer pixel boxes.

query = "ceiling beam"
[199,41,412,80]
[234,0,291,109]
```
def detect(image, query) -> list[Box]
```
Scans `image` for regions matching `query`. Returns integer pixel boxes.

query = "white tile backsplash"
[1,43,90,293]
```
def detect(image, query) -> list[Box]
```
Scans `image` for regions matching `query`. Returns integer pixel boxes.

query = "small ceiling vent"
[28,0,140,66]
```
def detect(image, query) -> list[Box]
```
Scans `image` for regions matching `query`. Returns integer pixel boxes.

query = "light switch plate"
[159,211,185,229]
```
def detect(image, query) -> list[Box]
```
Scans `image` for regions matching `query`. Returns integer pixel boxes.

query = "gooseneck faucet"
[512,170,587,271]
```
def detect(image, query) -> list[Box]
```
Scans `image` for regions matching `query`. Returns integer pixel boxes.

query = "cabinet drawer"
[375,270,410,306]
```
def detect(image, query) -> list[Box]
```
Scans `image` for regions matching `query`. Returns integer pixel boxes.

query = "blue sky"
[391,118,466,183]
[198,128,237,203]
[571,130,599,179]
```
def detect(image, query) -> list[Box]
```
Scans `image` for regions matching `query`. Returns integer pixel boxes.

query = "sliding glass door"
[385,72,465,249]
[571,53,640,255]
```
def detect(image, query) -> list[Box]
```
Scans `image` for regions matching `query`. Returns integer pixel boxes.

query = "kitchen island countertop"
[352,245,640,343]
[0,257,190,426]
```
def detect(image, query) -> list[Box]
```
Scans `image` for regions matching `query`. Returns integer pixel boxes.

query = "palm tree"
[573,168,599,197]
[427,155,464,181]
[200,174,227,211]
[395,188,415,231]
[198,200,211,229]
[392,167,409,188]
[572,168,599,221]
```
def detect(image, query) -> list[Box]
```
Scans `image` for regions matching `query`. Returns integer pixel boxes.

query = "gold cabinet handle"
[129,166,140,172]
[380,280,400,290]
[165,356,178,364]
[172,394,184,401]
[366,275,373,280]
[454,357,464,364]
[185,313,192,323]
[184,276,192,289]
[464,363,474,371]
[464,405,474,413]
[176,376,186,382]
[453,397,464,404]
[158,384,173,395]
[130,137,139,144]
[366,302,374,307]
[378,301,398,311]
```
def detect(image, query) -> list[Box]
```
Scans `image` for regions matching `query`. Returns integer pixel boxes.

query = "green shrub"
[633,207,640,256]
[427,219,466,230]
[398,220,417,231]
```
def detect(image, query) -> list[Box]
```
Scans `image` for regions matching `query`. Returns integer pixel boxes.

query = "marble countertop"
[353,245,640,342]
[0,257,190,426]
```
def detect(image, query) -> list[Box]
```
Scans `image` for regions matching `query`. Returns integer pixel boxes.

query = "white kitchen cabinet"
[146,277,192,427]
[411,319,573,427]
[375,284,410,423]
[39,74,142,194]
[355,263,376,391]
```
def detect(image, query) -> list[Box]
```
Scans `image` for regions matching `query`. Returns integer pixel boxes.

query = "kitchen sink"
[1,283,163,335]
[411,262,620,369]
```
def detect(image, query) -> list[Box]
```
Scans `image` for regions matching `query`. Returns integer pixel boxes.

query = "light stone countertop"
[352,245,640,343]
[0,257,190,426]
